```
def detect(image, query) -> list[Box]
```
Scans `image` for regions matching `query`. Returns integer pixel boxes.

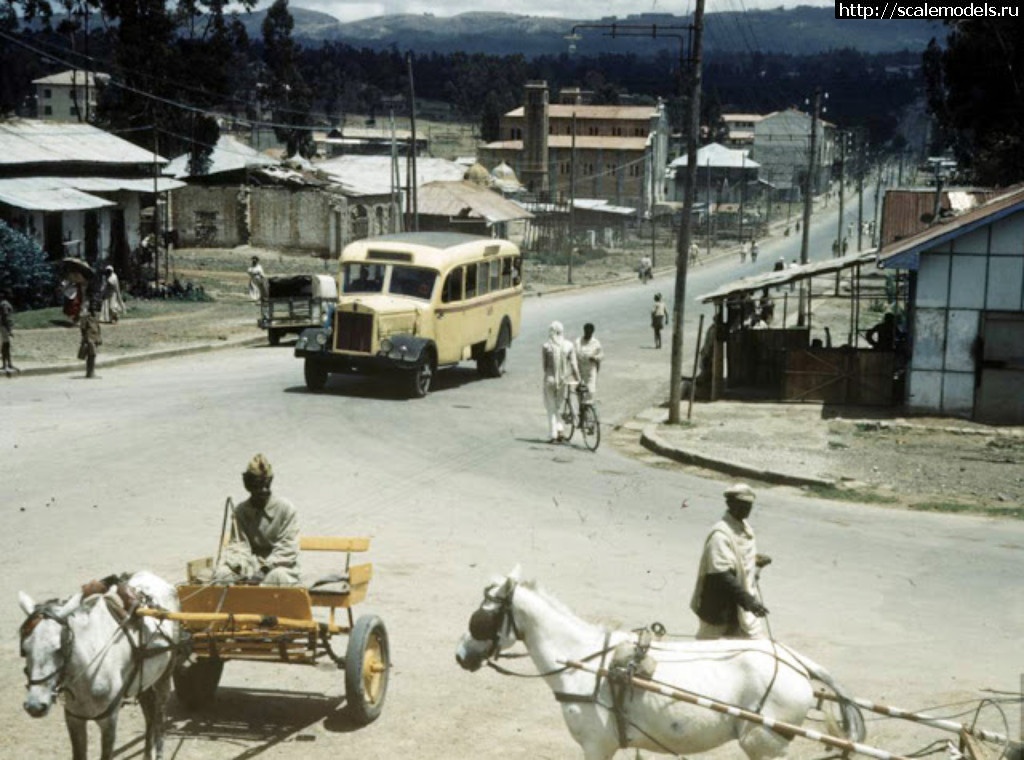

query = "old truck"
[259,274,338,345]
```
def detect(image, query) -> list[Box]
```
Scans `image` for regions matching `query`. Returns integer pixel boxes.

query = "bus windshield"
[341,262,437,301]
[388,266,438,300]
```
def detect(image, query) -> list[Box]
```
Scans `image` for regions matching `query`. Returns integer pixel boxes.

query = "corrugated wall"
[907,211,1024,417]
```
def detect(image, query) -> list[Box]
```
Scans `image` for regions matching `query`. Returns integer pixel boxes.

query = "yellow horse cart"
[139,536,389,725]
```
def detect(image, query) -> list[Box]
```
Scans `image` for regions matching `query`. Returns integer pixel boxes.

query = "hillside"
[240,7,944,56]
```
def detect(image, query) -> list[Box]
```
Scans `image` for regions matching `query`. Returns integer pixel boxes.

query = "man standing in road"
[78,302,102,378]
[574,322,603,397]
[690,483,771,639]
[214,454,301,586]
[542,321,579,444]
[651,293,669,349]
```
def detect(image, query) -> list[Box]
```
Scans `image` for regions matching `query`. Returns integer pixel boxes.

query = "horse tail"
[781,646,866,743]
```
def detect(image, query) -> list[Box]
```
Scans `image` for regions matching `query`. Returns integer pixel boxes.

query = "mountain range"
[244,7,945,57]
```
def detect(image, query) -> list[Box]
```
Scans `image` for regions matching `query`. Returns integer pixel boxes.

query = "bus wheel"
[408,355,435,398]
[477,347,507,378]
[304,359,328,391]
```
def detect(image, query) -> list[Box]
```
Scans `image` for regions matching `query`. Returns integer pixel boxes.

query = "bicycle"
[560,383,601,451]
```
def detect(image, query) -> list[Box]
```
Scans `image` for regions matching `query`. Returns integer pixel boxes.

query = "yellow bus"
[295,232,524,397]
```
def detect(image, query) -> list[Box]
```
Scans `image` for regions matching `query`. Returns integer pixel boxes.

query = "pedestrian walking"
[100,265,126,323]
[247,256,267,301]
[739,244,747,264]
[78,302,102,378]
[1,289,18,375]
[541,321,579,444]
[689,242,700,266]
[750,240,759,262]
[689,483,771,640]
[637,255,653,283]
[758,289,775,326]
[574,322,604,397]
[651,293,669,349]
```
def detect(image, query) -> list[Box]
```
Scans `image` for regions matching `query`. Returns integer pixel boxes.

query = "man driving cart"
[214,454,301,586]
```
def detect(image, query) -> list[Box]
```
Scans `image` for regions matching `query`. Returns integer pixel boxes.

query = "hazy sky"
[273,0,835,25]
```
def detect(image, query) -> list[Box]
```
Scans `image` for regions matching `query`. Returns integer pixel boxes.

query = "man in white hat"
[541,321,579,443]
[214,453,301,586]
[689,483,771,639]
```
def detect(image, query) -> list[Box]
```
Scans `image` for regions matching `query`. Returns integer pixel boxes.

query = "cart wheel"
[173,658,223,711]
[344,615,390,725]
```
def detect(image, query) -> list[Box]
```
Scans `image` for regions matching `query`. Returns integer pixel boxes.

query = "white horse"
[18,570,181,760]
[456,568,865,759]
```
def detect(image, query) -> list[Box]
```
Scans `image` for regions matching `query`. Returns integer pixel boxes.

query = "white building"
[33,70,109,122]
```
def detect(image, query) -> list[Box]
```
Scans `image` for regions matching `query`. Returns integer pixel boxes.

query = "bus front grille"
[335,311,374,353]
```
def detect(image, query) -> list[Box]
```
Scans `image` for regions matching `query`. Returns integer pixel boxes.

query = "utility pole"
[836,131,845,259]
[857,133,865,251]
[569,111,577,285]
[649,147,657,268]
[406,53,418,231]
[798,88,821,327]
[667,0,705,424]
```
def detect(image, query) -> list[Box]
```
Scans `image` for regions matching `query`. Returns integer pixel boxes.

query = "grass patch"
[805,483,899,504]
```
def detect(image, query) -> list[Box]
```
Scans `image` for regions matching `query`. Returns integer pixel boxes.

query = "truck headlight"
[315,332,327,347]
[380,338,393,354]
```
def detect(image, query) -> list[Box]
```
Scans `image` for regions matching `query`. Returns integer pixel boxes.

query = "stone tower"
[521,81,550,197]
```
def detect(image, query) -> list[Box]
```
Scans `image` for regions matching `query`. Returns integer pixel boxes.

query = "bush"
[0,221,57,309]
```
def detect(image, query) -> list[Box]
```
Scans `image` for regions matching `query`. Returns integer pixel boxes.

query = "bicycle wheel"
[581,404,601,451]
[560,394,576,441]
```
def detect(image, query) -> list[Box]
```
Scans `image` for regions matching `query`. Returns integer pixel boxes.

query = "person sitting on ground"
[214,454,301,586]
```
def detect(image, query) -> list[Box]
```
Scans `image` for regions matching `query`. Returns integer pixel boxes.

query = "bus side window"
[489,259,501,292]
[465,263,478,299]
[501,257,513,289]
[477,261,490,296]
[443,268,463,303]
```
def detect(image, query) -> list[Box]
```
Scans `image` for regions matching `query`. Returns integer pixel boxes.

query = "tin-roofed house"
[0,118,182,272]
[878,185,1024,424]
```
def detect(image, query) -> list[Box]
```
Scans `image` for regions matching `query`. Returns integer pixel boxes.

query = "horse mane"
[519,579,604,632]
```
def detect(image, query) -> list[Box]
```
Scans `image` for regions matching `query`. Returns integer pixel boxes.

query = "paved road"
[5,183,1021,759]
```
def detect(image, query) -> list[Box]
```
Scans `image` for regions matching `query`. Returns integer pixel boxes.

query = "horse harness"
[473,583,664,752]
[20,574,183,722]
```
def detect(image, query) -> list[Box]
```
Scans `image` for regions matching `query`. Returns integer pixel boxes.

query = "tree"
[924,19,1024,185]
[0,221,57,309]
[261,0,313,158]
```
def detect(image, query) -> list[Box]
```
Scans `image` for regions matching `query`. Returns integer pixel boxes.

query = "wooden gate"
[783,348,894,405]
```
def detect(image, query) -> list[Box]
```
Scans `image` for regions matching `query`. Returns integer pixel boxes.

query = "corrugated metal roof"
[0,118,165,166]
[317,155,467,196]
[0,178,116,211]
[670,142,758,169]
[878,187,997,247]
[416,181,533,224]
[164,134,278,179]
[32,70,110,87]
[878,185,1024,270]
[66,177,185,193]
[722,114,765,123]
[483,136,649,152]
[505,104,658,121]
[698,249,878,303]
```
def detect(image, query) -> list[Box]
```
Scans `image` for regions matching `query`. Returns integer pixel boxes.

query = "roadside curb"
[11,335,267,377]
[639,423,837,489]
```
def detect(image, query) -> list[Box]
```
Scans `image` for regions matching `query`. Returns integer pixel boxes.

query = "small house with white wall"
[878,185,1024,424]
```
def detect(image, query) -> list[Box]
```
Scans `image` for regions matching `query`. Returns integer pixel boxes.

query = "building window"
[629,164,641,177]
[588,126,599,136]
[70,106,79,116]
[634,127,645,136]
[43,106,52,115]
[613,127,622,137]
[43,89,52,99]
[584,163,594,175]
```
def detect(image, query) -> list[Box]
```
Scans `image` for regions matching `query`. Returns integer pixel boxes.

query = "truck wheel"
[477,347,506,378]
[407,352,435,398]
[304,359,328,391]
[268,329,282,346]
[344,615,390,725]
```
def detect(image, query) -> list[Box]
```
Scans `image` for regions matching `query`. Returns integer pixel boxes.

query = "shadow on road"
[165,687,362,759]
[282,366,485,400]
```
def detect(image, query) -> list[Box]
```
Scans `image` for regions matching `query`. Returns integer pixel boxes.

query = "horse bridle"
[19,604,74,694]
